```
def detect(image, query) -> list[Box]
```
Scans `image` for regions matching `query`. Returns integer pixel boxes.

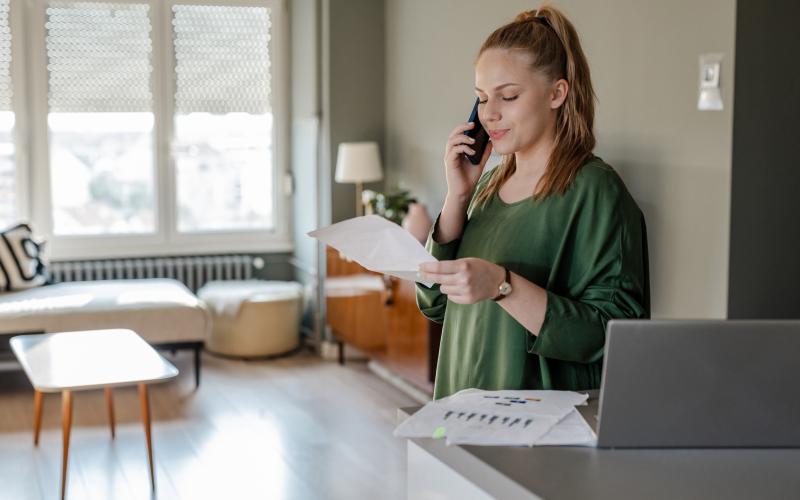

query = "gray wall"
[290,0,320,279]
[293,0,385,344]
[323,0,386,224]
[254,252,296,281]
[290,0,322,340]
[384,0,736,319]
[728,1,800,318]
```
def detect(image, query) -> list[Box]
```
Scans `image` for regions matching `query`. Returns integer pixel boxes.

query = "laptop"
[596,320,800,448]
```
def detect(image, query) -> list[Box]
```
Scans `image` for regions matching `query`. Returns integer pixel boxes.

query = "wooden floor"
[0,350,417,500]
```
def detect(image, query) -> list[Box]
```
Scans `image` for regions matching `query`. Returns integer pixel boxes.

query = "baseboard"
[0,359,19,371]
[318,339,369,361]
[368,360,432,404]
[300,325,317,348]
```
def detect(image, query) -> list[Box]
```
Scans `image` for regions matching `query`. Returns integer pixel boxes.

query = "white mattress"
[0,279,209,344]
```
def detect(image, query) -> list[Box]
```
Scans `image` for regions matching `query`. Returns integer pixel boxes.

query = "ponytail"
[473,4,595,206]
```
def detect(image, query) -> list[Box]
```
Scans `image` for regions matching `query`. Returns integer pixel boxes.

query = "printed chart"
[395,389,595,447]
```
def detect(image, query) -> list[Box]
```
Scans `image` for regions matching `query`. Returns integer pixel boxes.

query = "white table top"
[10,329,179,392]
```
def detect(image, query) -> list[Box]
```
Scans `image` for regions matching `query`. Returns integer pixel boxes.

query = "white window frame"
[21,0,291,260]
[8,0,28,224]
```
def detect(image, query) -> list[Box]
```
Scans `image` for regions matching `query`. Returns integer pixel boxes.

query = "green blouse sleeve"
[416,171,495,324]
[415,213,460,324]
[527,174,650,364]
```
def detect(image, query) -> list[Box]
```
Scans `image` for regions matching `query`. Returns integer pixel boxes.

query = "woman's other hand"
[419,258,505,304]
[444,122,493,202]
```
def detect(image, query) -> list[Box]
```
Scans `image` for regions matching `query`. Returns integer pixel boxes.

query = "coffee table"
[10,329,178,500]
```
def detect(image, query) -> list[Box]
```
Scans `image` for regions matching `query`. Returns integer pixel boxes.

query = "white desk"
[11,329,178,500]
[401,398,800,499]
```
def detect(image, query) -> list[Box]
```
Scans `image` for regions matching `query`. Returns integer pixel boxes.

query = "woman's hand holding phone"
[443,122,493,203]
[434,102,493,245]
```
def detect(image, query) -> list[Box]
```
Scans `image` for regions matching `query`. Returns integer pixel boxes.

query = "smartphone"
[463,97,490,165]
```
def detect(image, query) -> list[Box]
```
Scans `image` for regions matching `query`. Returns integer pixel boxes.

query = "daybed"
[0,278,210,387]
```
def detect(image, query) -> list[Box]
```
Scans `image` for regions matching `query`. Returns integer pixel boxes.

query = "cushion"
[0,278,209,344]
[0,223,48,292]
[198,280,304,317]
[197,280,302,357]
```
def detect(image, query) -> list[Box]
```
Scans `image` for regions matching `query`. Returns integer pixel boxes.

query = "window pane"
[0,0,15,228]
[172,5,273,232]
[46,2,155,235]
[174,113,273,232]
[0,112,15,229]
[48,112,155,235]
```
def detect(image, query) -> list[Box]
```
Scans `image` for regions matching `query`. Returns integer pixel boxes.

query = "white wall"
[384,0,736,319]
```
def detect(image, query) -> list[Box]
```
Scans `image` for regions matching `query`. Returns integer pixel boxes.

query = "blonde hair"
[473,5,596,206]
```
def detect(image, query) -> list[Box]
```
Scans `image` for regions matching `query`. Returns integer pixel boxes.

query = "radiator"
[49,255,261,292]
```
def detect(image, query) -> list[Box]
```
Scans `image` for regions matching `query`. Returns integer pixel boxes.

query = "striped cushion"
[0,223,48,291]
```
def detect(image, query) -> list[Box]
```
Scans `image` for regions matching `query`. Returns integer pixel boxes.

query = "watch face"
[499,282,512,295]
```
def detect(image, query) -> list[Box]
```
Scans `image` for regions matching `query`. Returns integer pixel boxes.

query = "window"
[46,2,156,236]
[0,0,16,228]
[14,0,288,258]
[172,5,274,233]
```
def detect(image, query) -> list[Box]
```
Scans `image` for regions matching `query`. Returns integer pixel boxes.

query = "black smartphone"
[463,97,490,165]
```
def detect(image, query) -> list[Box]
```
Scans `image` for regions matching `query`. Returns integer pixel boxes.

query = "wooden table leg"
[105,387,115,439]
[61,390,73,500]
[138,383,155,491]
[33,390,43,446]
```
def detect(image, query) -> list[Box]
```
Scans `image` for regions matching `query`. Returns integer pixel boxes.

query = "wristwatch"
[492,266,512,302]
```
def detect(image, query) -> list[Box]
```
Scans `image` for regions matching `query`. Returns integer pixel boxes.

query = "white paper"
[394,388,589,447]
[536,408,597,447]
[308,215,437,285]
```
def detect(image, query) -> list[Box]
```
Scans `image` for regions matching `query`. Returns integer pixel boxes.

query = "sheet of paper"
[536,408,597,447]
[394,388,589,447]
[308,215,437,285]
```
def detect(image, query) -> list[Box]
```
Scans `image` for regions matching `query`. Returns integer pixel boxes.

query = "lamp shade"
[335,142,383,183]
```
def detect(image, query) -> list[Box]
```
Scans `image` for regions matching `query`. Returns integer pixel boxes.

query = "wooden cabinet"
[325,247,441,394]
[325,247,388,353]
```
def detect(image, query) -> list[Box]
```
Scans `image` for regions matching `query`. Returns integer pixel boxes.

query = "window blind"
[172,5,271,115]
[0,0,12,112]
[45,1,153,113]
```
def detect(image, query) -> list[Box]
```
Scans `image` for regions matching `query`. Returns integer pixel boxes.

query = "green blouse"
[417,157,650,400]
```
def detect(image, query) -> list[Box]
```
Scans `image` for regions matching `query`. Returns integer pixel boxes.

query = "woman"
[417,6,650,400]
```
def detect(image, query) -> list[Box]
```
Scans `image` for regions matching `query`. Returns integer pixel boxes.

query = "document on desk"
[536,408,597,447]
[308,215,437,285]
[394,388,593,447]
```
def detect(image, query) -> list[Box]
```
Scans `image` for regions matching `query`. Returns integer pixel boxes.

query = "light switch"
[698,53,723,111]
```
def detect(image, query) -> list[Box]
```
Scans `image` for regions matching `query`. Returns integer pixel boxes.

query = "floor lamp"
[335,142,383,216]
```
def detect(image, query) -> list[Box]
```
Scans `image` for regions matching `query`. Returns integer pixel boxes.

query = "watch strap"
[492,266,511,302]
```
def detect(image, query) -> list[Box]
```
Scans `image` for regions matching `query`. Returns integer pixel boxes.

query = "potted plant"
[362,189,416,225]
[363,188,432,244]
